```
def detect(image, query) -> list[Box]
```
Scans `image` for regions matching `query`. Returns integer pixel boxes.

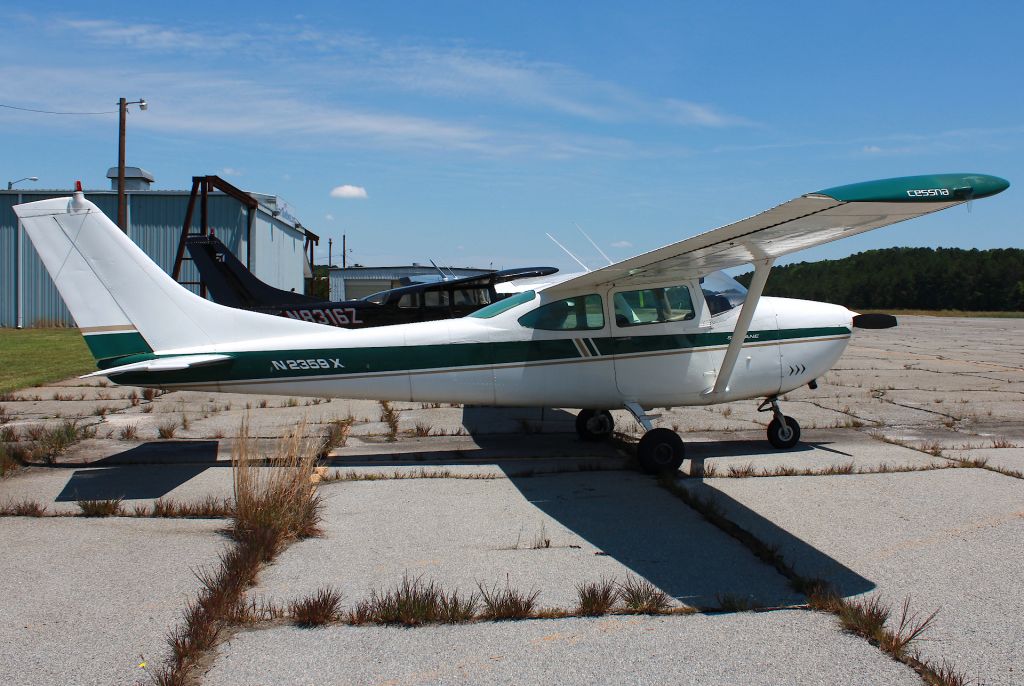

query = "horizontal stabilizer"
[82,354,233,378]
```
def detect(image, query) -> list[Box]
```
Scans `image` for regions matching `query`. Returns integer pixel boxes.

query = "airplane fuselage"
[110,295,852,411]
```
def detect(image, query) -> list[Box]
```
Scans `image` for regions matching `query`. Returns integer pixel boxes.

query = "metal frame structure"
[171,175,318,298]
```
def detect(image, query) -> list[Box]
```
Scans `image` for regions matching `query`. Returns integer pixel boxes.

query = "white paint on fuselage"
[151,294,853,412]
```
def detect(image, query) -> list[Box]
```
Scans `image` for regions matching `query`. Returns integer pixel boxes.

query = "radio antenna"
[546,233,590,272]
[574,221,612,266]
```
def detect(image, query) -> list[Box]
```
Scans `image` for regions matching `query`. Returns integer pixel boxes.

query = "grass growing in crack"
[322,467,501,483]
[412,422,432,437]
[378,400,401,442]
[154,423,324,684]
[478,580,539,620]
[231,418,323,544]
[157,420,179,439]
[531,521,552,549]
[289,587,343,626]
[576,578,619,616]
[618,576,672,614]
[1,444,21,478]
[77,498,124,517]
[351,574,470,626]
[715,593,758,612]
[23,419,94,463]
[119,423,139,440]
[151,496,234,519]
[319,416,354,457]
[0,499,47,516]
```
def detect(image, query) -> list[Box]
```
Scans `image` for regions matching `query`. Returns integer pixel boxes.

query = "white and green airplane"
[14,173,1009,473]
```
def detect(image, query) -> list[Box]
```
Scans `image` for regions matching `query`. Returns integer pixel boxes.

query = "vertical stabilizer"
[14,192,327,361]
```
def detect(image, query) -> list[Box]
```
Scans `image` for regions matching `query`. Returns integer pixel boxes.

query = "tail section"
[186,234,320,308]
[14,190,326,364]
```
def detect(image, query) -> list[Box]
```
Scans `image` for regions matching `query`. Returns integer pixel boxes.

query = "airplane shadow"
[48,434,875,603]
[55,441,222,502]
[505,470,874,606]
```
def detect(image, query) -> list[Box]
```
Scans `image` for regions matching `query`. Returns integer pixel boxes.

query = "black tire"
[637,428,685,474]
[767,416,801,449]
[576,409,614,441]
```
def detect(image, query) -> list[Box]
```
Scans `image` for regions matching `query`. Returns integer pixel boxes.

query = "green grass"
[0,328,94,393]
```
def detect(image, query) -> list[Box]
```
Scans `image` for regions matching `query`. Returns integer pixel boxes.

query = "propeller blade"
[852,313,897,329]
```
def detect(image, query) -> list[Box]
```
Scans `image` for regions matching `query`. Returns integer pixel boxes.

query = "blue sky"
[2,2,1021,272]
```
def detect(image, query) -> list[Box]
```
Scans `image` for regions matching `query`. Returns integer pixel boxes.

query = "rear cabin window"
[397,293,420,309]
[518,294,604,331]
[452,288,492,306]
[423,290,449,307]
[614,286,694,327]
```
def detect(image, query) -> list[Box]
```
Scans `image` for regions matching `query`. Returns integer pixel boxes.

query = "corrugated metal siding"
[0,196,18,326]
[1,190,307,327]
[251,209,305,292]
[129,193,248,295]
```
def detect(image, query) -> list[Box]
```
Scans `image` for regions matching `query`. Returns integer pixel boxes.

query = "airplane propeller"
[852,313,897,329]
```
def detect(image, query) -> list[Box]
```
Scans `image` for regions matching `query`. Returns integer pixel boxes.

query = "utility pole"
[328,238,333,267]
[342,234,347,269]
[117,97,147,233]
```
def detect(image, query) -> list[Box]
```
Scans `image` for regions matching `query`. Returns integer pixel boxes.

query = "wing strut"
[709,257,775,396]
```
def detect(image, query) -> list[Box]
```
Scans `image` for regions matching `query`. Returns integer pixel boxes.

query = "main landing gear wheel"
[637,428,685,474]
[576,409,615,441]
[767,416,801,449]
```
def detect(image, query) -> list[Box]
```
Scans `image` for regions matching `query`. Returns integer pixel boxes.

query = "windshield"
[469,290,536,318]
[700,271,747,316]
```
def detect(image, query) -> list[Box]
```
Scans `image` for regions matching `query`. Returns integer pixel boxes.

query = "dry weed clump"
[0,499,48,516]
[575,578,619,616]
[157,420,179,439]
[618,576,671,614]
[155,421,325,683]
[77,498,124,517]
[477,580,540,620]
[289,587,343,626]
[231,418,323,545]
[378,400,401,441]
[1,444,20,478]
[319,416,354,457]
[150,496,235,519]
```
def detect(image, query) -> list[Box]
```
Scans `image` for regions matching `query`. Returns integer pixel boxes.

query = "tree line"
[735,247,1024,311]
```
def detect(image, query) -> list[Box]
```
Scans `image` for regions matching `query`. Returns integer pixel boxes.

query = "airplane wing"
[543,173,1009,295]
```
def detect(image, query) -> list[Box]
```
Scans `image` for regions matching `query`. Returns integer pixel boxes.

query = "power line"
[0,103,116,115]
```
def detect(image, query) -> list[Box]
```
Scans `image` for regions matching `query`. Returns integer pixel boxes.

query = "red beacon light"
[75,180,83,192]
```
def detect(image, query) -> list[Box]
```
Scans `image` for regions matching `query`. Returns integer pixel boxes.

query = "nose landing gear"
[759,397,801,449]
[575,409,615,442]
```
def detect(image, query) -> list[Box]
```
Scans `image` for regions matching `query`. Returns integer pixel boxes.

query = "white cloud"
[862,145,883,154]
[220,167,242,176]
[330,184,367,199]
[661,99,753,128]
[324,213,335,221]
[610,240,633,249]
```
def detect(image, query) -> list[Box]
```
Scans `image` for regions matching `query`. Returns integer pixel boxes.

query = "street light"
[117,97,147,232]
[7,176,38,190]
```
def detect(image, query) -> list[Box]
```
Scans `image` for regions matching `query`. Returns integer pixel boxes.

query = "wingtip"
[814,173,1010,203]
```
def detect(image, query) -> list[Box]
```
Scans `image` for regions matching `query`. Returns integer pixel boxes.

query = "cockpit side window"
[518,294,604,331]
[613,285,694,327]
[699,271,748,316]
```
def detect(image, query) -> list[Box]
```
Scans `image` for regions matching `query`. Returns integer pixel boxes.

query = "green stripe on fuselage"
[110,326,850,387]
[85,331,153,363]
